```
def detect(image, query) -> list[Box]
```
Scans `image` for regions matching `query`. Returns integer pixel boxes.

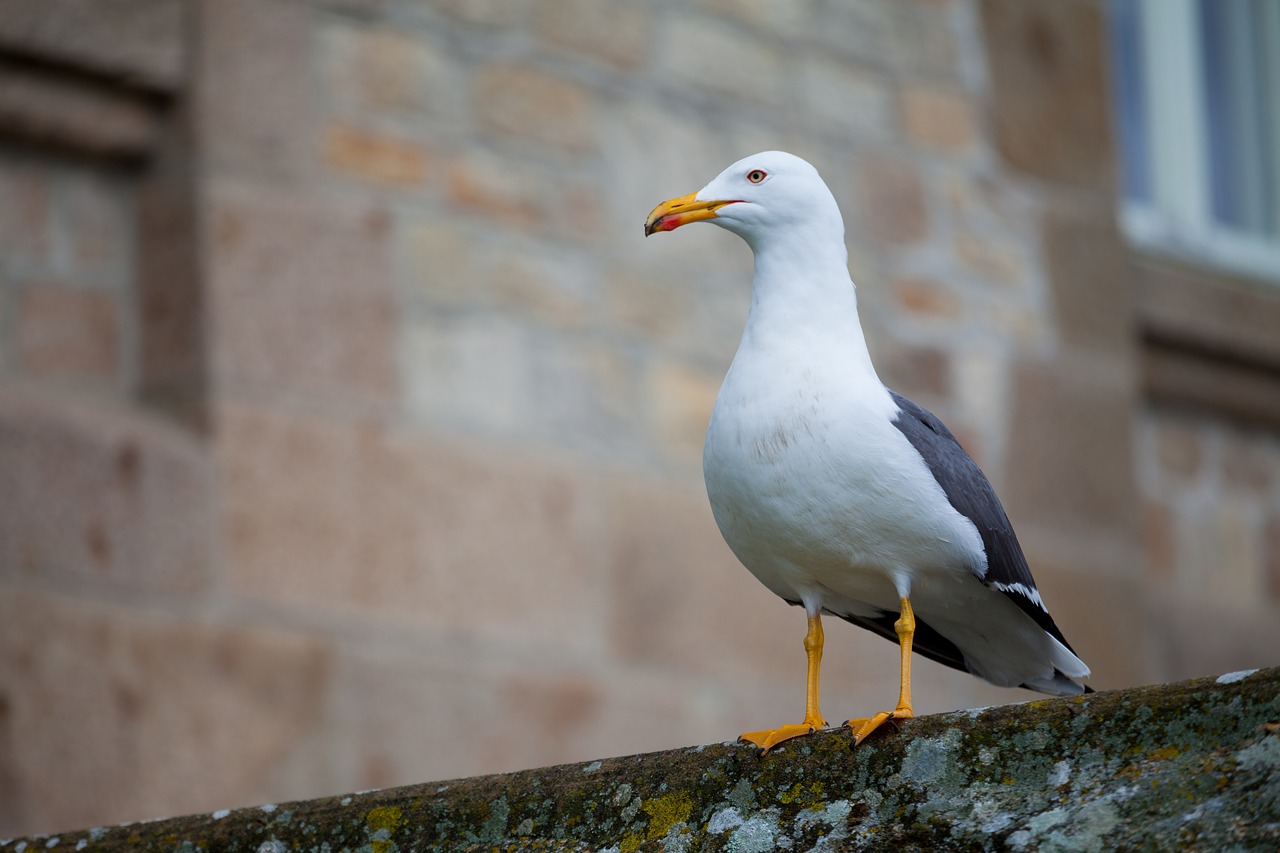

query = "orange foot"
[739,715,829,753]
[845,708,913,747]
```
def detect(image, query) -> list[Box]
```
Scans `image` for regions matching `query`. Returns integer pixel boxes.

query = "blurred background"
[1,0,1278,838]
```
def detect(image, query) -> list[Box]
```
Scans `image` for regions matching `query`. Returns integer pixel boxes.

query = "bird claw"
[739,718,828,754]
[844,709,912,746]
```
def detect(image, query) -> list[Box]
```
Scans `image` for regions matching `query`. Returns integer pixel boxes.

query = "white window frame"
[1119,0,1280,283]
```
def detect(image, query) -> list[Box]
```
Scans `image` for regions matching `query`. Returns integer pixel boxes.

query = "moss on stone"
[6,668,1278,852]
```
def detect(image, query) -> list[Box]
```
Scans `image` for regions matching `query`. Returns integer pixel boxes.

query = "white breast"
[702,336,986,615]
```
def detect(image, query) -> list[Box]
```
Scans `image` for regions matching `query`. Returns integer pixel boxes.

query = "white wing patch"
[990,581,1047,613]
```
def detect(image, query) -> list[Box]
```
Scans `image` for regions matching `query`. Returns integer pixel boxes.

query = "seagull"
[644,151,1090,752]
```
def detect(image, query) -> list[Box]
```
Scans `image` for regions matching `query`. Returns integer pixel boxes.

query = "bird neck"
[742,237,880,381]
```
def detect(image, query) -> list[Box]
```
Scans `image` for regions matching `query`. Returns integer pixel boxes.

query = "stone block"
[1040,203,1132,355]
[421,0,529,28]
[15,284,118,383]
[59,167,133,279]
[1133,257,1280,370]
[535,0,652,69]
[324,123,431,187]
[1014,564,1150,690]
[217,403,605,654]
[1151,412,1203,482]
[809,0,896,68]
[523,336,640,453]
[0,62,161,160]
[205,183,397,403]
[1174,498,1264,611]
[398,216,483,307]
[198,0,312,181]
[0,159,52,262]
[1142,498,1174,582]
[0,384,212,595]
[473,63,596,153]
[403,313,640,455]
[401,313,535,435]
[601,476,799,681]
[645,359,720,464]
[1005,361,1138,541]
[950,349,1006,462]
[135,145,206,425]
[797,57,893,139]
[980,0,1112,187]
[400,215,595,324]
[443,149,604,243]
[1267,513,1280,602]
[483,239,593,328]
[877,341,950,400]
[602,262,700,350]
[0,0,186,93]
[657,14,783,106]
[1221,432,1276,495]
[0,587,330,836]
[854,152,929,246]
[899,85,977,153]
[318,21,454,121]
[888,0,962,79]
[952,230,1029,288]
[1149,595,1280,681]
[333,644,696,789]
[696,0,809,38]
[891,275,963,320]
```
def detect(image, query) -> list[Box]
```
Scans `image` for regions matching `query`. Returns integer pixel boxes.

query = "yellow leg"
[846,597,916,746]
[740,613,829,752]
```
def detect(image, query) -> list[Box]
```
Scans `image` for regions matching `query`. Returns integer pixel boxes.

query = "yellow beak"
[644,192,739,236]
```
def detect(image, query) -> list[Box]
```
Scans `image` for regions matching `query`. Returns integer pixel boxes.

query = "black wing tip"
[1019,669,1091,696]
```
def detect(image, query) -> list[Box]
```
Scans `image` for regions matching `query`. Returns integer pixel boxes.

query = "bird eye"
[747,169,767,184]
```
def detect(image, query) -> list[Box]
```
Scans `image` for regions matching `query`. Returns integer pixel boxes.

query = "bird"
[643,151,1090,752]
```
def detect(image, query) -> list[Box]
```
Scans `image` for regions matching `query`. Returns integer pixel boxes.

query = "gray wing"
[887,389,1079,656]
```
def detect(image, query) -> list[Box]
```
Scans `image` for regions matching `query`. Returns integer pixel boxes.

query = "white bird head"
[644,151,845,251]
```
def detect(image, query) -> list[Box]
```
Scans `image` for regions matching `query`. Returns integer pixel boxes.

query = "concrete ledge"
[7,668,1279,851]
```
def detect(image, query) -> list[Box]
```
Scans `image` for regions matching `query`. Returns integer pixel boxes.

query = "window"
[1110,0,1280,282]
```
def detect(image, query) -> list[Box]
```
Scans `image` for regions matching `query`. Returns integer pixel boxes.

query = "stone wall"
[1,0,1278,840]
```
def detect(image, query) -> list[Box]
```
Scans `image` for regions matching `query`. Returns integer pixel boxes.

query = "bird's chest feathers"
[704,353,898,534]
[702,346,978,592]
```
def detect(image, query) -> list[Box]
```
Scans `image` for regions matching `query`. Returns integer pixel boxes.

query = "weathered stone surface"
[14,668,1278,851]
[1041,202,1133,355]
[853,151,929,246]
[473,63,597,153]
[602,477,797,680]
[1150,600,1280,683]
[1268,513,1280,602]
[0,383,212,594]
[323,122,431,186]
[197,0,312,180]
[318,20,454,121]
[981,0,1112,187]
[898,84,977,154]
[797,56,893,139]
[535,0,652,69]
[205,184,398,403]
[0,586,330,836]
[14,284,119,383]
[657,13,784,106]
[0,61,161,160]
[1005,360,1138,540]
[0,0,186,92]
[217,404,602,652]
